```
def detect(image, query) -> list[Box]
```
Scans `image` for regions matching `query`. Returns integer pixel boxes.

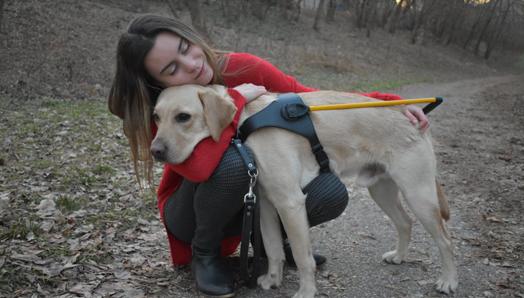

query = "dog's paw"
[382,250,405,264]
[435,275,458,294]
[257,273,282,290]
[292,286,317,298]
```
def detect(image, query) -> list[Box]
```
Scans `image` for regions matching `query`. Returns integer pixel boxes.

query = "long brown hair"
[108,15,227,186]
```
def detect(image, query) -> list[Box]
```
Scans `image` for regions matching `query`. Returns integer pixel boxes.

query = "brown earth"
[0,1,523,297]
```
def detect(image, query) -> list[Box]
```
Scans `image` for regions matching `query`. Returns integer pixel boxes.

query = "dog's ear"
[198,89,237,142]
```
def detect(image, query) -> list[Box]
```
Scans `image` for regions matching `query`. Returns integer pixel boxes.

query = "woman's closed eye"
[169,64,177,76]
[167,40,191,76]
[180,39,190,54]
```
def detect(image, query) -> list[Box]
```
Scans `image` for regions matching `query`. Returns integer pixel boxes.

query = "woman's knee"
[209,145,253,193]
[163,191,196,244]
[304,172,349,227]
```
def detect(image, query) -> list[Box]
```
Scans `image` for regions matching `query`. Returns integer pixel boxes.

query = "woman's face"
[144,32,214,87]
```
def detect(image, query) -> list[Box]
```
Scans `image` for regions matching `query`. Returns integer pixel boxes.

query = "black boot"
[191,247,235,297]
[283,240,327,268]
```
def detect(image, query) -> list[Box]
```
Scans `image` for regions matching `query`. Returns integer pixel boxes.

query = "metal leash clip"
[244,169,258,204]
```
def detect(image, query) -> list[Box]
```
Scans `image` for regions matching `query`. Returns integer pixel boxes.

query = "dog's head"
[150,84,237,164]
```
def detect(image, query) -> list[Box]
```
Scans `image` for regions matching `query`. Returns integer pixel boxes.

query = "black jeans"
[164,144,349,251]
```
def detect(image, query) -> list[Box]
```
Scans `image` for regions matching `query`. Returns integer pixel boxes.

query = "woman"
[108,15,429,297]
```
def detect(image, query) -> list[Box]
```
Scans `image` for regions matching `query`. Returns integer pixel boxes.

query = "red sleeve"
[223,53,317,93]
[359,91,402,101]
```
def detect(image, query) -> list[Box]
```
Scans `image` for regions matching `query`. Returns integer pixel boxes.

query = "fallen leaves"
[0,98,180,297]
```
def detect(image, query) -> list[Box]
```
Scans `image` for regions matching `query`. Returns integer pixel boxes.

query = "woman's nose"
[180,57,199,73]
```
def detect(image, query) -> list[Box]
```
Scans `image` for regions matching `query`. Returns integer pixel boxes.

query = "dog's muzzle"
[150,141,167,162]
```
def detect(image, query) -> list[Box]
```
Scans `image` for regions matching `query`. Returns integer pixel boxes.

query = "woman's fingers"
[404,106,430,132]
[403,108,419,125]
[233,83,267,102]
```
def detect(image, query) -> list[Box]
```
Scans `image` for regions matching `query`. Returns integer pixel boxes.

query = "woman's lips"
[195,62,204,80]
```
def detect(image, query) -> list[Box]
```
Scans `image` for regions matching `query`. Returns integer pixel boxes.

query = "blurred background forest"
[0,0,523,101]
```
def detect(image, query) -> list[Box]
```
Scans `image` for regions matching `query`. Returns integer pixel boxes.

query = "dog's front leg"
[276,194,317,298]
[258,194,285,290]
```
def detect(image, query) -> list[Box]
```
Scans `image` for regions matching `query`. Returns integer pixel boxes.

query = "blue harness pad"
[238,93,331,173]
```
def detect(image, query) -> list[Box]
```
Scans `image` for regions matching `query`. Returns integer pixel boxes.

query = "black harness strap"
[232,139,262,288]
[239,93,331,173]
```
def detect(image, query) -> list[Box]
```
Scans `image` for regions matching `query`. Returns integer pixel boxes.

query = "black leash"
[232,138,262,288]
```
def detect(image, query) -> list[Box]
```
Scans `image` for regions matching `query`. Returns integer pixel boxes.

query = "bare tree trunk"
[313,0,326,31]
[444,4,464,46]
[440,0,460,44]
[251,0,264,20]
[410,0,437,44]
[165,0,180,18]
[462,0,489,49]
[220,0,228,18]
[484,0,511,59]
[410,0,421,43]
[387,0,405,34]
[250,0,275,21]
[278,0,295,20]
[366,5,377,37]
[432,0,451,39]
[474,0,500,55]
[356,0,368,28]
[380,0,395,28]
[220,0,238,25]
[326,0,336,23]
[293,0,303,22]
[0,0,5,31]
[181,0,207,35]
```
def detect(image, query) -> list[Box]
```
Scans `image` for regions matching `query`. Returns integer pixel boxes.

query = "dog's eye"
[175,113,191,123]
[152,113,160,123]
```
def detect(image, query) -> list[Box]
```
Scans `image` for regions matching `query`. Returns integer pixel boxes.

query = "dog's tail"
[436,180,450,221]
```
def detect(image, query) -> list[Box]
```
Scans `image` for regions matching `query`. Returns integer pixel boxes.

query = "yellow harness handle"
[308,97,439,111]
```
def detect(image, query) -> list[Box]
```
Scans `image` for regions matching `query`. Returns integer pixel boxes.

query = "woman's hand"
[233,83,267,103]
[403,105,430,132]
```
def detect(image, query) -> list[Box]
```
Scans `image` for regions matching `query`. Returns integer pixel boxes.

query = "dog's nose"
[150,142,166,162]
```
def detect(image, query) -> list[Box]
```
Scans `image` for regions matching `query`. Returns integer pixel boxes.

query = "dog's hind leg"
[367,176,412,264]
[394,171,458,294]
[257,192,285,290]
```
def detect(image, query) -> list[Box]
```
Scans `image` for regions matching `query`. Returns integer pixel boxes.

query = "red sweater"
[154,53,401,266]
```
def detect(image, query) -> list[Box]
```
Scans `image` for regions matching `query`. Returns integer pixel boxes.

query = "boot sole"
[197,290,235,298]
[195,284,235,298]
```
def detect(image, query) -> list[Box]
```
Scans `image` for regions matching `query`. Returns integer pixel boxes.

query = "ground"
[0,0,523,297]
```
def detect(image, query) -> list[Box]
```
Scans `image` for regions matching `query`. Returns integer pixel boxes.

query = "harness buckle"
[244,169,258,204]
[282,102,309,120]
